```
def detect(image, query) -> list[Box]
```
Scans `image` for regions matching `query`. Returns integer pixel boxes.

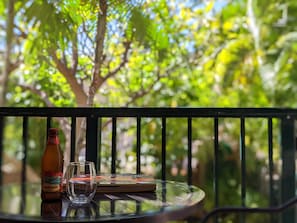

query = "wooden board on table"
[96,174,156,193]
[63,174,156,193]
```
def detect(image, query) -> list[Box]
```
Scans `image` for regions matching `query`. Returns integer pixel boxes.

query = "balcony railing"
[0,107,296,223]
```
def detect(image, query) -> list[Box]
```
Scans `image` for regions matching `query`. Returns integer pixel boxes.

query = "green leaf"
[276,32,297,48]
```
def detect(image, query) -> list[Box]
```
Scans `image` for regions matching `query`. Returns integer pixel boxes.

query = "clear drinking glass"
[65,161,97,205]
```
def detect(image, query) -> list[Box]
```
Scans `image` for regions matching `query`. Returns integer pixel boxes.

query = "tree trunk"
[87,0,108,106]
[0,0,15,106]
[73,1,108,163]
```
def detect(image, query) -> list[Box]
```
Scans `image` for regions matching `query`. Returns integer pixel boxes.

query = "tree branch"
[19,84,54,107]
[50,50,88,106]
[62,51,68,69]
[14,24,27,39]
[125,64,173,106]
[51,50,71,75]
[103,40,131,82]
[8,58,23,73]
[72,33,78,75]
[126,75,163,106]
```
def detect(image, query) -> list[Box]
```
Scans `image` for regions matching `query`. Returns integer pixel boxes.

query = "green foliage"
[0,0,269,108]
[128,8,169,59]
[22,0,76,50]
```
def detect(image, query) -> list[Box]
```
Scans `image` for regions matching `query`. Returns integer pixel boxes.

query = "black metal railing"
[0,107,296,223]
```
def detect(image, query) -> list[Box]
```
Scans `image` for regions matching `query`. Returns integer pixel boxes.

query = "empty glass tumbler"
[65,161,97,205]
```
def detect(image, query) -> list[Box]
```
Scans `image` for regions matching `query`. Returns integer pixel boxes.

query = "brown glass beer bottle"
[41,128,63,201]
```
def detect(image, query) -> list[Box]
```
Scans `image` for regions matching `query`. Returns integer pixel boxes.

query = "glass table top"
[0,180,205,223]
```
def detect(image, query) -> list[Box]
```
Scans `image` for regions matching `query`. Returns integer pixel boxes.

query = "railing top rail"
[0,107,297,118]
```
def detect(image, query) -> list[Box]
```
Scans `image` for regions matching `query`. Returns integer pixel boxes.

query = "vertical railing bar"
[111,117,117,174]
[161,181,167,212]
[110,200,115,216]
[20,183,26,215]
[240,117,246,207]
[268,117,277,223]
[268,118,274,207]
[280,116,296,223]
[136,117,141,175]
[19,183,27,215]
[97,200,101,217]
[21,116,28,184]
[98,117,102,173]
[86,115,98,169]
[70,117,76,162]
[46,117,52,137]
[214,117,219,208]
[0,116,3,186]
[161,117,166,181]
[136,200,141,215]
[187,117,192,185]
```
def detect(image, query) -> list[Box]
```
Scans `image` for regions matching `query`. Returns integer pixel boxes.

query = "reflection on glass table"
[0,179,205,223]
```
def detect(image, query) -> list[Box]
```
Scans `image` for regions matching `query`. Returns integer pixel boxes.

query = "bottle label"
[42,171,63,192]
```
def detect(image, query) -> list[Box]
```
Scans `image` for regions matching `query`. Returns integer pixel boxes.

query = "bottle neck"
[47,135,59,145]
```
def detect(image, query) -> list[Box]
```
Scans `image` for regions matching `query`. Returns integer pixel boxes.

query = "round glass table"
[0,180,205,223]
